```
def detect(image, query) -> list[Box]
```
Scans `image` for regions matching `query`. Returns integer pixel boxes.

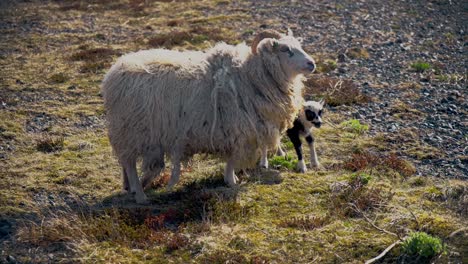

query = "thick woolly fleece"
[101,40,304,174]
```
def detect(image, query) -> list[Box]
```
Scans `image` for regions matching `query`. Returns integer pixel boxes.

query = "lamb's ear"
[287,28,294,37]
[319,98,325,107]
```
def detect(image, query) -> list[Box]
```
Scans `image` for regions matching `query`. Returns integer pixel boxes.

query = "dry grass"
[343,152,416,177]
[1,0,467,263]
[278,214,330,230]
[36,135,64,153]
[304,76,370,106]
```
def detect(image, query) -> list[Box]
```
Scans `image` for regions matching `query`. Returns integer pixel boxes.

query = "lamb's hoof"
[296,160,307,173]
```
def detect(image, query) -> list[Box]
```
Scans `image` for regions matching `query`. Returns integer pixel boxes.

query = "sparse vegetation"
[305,76,370,106]
[410,61,431,72]
[36,135,64,153]
[0,0,466,263]
[340,119,369,134]
[268,155,297,170]
[346,47,370,59]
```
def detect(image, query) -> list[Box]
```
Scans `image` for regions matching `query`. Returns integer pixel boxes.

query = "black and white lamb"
[259,99,325,173]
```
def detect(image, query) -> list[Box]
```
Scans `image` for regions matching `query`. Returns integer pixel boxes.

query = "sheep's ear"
[272,41,279,48]
[287,28,294,37]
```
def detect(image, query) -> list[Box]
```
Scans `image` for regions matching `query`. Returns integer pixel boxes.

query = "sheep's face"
[303,100,325,128]
[274,36,316,76]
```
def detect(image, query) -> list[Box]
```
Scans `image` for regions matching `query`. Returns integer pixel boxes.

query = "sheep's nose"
[307,61,316,72]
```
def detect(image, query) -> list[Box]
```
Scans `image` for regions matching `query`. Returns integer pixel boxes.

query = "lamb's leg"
[121,167,129,194]
[276,145,286,157]
[305,134,320,168]
[289,133,306,173]
[167,156,181,190]
[224,157,238,187]
[259,147,269,168]
[141,149,165,190]
[122,160,148,204]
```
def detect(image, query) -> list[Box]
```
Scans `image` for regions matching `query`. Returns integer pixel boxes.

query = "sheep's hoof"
[276,149,286,157]
[311,162,323,170]
[224,174,238,187]
[259,159,269,169]
[135,194,149,205]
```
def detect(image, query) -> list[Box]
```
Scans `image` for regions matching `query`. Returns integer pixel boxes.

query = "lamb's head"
[251,29,316,77]
[303,99,325,128]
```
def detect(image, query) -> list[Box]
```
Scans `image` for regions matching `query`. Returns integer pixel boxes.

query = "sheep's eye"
[280,46,294,57]
[318,110,323,116]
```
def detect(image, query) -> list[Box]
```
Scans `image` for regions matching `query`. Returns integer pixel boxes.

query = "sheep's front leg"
[289,133,307,173]
[305,134,320,168]
[123,160,148,204]
[259,147,269,168]
[224,157,238,187]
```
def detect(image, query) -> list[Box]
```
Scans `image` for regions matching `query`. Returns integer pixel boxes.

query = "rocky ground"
[246,0,467,178]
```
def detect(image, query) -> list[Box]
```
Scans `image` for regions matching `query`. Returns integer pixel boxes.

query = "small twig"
[448,227,467,238]
[365,240,402,264]
[349,203,400,239]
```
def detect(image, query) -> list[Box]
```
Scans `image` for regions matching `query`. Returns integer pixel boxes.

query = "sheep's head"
[252,29,316,76]
[303,99,325,128]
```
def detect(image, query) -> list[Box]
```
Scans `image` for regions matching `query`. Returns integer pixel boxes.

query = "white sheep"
[101,30,316,204]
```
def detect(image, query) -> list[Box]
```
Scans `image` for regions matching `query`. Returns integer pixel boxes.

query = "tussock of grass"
[343,152,416,177]
[340,119,369,134]
[346,47,370,59]
[36,135,64,153]
[278,214,330,230]
[305,76,370,106]
[148,27,236,48]
[70,47,116,62]
[410,61,431,72]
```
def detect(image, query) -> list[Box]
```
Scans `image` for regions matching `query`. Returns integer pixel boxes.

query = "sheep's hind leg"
[123,160,148,204]
[305,134,321,169]
[276,145,286,157]
[141,149,165,190]
[259,147,269,169]
[167,156,181,190]
[224,157,238,187]
[120,167,130,194]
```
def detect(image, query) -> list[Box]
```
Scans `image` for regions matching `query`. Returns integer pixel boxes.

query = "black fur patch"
[305,109,316,121]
